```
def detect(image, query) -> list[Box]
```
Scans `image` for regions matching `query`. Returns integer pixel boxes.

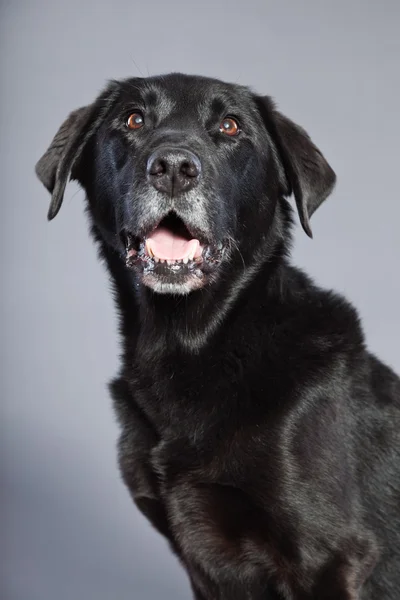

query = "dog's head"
[36,73,335,295]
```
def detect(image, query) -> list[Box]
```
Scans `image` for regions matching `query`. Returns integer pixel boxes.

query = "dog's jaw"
[122,213,228,295]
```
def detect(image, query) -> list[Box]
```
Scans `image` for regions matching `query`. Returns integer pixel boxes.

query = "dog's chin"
[142,270,207,295]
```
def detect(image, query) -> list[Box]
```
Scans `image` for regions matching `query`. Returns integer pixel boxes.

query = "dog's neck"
[145,243,286,353]
[98,218,289,358]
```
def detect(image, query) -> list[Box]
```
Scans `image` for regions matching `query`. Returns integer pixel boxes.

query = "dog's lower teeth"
[125,234,222,280]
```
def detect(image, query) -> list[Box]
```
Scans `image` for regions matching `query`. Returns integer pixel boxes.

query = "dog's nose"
[147,148,201,195]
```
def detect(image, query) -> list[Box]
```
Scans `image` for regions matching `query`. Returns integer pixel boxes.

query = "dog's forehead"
[116,74,253,120]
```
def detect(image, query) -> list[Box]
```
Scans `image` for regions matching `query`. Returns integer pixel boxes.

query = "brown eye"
[219,117,240,136]
[127,112,144,130]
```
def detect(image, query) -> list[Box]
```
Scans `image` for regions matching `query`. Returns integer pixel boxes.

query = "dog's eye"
[127,112,145,130]
[219,117,240,137]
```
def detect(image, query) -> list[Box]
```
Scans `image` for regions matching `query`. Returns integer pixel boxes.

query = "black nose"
[147,148,201,195]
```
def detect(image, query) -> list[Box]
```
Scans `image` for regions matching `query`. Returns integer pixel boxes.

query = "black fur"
[36,73,400,599]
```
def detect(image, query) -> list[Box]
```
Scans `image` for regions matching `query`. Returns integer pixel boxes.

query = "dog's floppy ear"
[255,96,336,237]
[36,85,119,220]
[36,105,95,220]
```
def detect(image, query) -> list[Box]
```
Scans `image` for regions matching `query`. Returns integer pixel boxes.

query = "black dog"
[36,74,400,599]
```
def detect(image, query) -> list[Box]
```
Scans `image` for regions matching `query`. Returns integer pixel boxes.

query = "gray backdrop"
[1,1,399,599]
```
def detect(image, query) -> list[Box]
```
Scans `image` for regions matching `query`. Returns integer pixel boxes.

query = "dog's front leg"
[110,377,178,550]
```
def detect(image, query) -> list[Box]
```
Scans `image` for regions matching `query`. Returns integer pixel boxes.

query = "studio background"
[1,1,399,599]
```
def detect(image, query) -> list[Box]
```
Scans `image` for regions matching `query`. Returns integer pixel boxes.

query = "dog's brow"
[198,91,244,123]
[196,95,223,123]
[144,84,176,121]
[210,98,226,117]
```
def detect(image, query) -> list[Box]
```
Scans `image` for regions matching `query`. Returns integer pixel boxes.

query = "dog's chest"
[132,336,293,436]
[126,338,352,592]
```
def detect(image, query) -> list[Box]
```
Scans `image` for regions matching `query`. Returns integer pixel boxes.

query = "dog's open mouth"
[122,213,226,292]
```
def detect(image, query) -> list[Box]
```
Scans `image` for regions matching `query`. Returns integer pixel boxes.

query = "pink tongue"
[146,227,201,260]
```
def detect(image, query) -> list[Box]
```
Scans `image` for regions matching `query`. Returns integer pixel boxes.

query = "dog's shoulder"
[232,262,366,370]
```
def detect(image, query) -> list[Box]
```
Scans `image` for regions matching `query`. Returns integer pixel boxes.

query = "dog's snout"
[147,148,201,195]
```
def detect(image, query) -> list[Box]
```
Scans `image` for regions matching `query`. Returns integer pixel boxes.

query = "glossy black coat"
[36,74,400,599]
